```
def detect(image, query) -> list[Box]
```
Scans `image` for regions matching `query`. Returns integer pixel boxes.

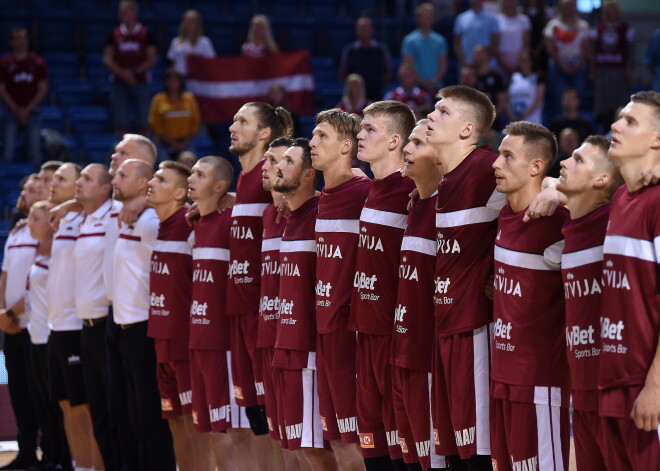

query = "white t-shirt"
[508,71,544,124]
[496,13,531,69]
[112,208,159,325]
[1,225,38,329]
[48,211,84,331]
[26,255,50,345]
[543,18,590,66]
[167,36,216,76]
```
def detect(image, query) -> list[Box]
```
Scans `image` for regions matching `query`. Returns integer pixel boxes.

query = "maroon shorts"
[260,346,281,441]
[490,393,570,471]
[156,359,192,419]
[229,314,263,407]
[316,330,359,444]
[432,326,491,458]
[572,409,611,471]
[356,333,400,460]
[272,362,325,451]
[190,349,231,433]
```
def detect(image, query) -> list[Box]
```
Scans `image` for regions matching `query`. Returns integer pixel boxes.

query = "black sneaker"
[0,454,40,471]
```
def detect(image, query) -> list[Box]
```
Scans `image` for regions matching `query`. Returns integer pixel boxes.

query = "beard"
[229,134,259,156]
[273,178,300,194]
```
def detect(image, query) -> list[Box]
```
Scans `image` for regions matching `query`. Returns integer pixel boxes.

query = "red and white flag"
[187,50,315,123]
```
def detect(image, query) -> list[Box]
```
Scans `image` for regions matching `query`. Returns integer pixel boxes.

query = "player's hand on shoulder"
[276,197,290,224]
[641,161,660,187]
[185,203,200,227]
[118,196,147,227]
[0,310,21,335]
[630,382,660,432]
[217,192,236,214]
[9,218,27,235]
[48,201,72,231]
[523,181,566,222]
[407,188,420,212]
[351,168,369,179]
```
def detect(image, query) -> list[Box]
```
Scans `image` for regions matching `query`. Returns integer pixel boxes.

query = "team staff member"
[310,109,369,471]
[272,138,337,469]
[392,120,447,471]
[556,136,626,470]
[599,91,660,468]
[147,161,201,471]
[351,101,416,471]
[490,122,571,470]
[111,158,175,471]
[73,163,120,471]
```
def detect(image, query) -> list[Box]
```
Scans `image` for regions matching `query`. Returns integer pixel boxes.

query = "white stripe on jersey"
[192,247,230,261]
[604,234,657,263]
[231,203,269,217]
[315,218,360,234]
[561,246,604,269]
[494,245,561,271]
[360,208,407,229]
[153,240,192,255]
[655,236,660,266]
[262,237,282,252]
[401,236,436,256]
[436,206,500,228]
[280,239,316,253]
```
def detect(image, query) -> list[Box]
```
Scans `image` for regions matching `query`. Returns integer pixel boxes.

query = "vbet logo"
[359,432,375,449]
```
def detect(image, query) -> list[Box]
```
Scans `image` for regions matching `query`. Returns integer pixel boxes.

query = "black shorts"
[48,330,86,406]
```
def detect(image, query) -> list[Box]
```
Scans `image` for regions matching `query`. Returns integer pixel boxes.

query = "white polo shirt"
[26,255,50,345]
[104,200,123,302]
[2,224,38,329]
[47,211,84,331]
[73,198,116,320]
[112,207,159,325]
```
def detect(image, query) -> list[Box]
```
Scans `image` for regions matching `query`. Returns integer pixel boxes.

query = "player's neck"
[271,191,284,207]
[322,159,354,189]
[36,237,52,256]
[369,152,404,180]
[507,181,542,213]
[414,173,442,199]
[197,197,220,217]
[238,148,266,174]
[618,153,660,192]
[566,192,608,220]
[285,186,315,211]
[439,142,476,173]
[154,201,183,222]
[81,197,109,218]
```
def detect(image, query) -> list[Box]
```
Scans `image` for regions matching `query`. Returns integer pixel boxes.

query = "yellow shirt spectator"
[149,90,201,142]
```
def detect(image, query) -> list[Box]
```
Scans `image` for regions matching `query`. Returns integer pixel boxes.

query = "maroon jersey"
[0,52,48,108]
[592,22,634,68]
[561,204,609,412]
[435,146,504,336]
[257,203,286,348]
[383,86,432,115]
[315,176,372,333]
[350,171,416,335]
[106,23,155,83]
[273,196,319,369]
[148,208,193,342]
[392,192,437,372]
[491,204,570,388]
[599,185,660,392]
[190,211,232,350]
[227,161,272,316]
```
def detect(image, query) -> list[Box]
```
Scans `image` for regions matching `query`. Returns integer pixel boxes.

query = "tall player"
[310,109,369,471]
[146,161,202,471]
[272,138,337,469]
[555,136,626,470]
[490,122,571,470]
[351,100,416,471]
[599,91,660,468]
[226,103,293,469]
[392,120,447,471]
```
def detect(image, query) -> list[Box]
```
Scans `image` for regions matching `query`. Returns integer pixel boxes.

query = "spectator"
[549,87,593,142]
[473,45,506,121]
[522,0,551,74]
[148,69,201,161]
[505,50,545,124]
[266,83,301,137]
[384,63,432,118]
[401,3,448,94]
[548,127,579,177]
[241,14,279,58]
[339,16,393,102]
[0,27,49,166]
[103,0,157,136]
[590,0,634,133]
[336,74,372,117]
[177,150,197,169]
[496,0,531,78]
[454,0,500,67]
[458,64,479,88]
[543,0,590,120]
[644,28,660,92]
[167,9,215,77]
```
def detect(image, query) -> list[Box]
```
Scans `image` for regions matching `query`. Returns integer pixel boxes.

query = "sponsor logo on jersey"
[209,404,230,424]
[278,299,296,324]
[564,272,602,298]
[150,292,165,307]
[600,316,628,354]
[435,277,451,294]
[286,423,303,440]
[386,430,399,447]
[394,304,407,334]
[228,260,250,278]
[337,416,357,434]
[190,300,209,316]
[454,426,475,447]
[161,398,173,411]
[511,455,538,471]
[494,318,516,352]
[354,272,378,290]
[360,433,375,448]
[67,355,81,365]
[179,390,192,406]
[320,416,328,431]
[231,225,254,240]
[233,385,243,400]
[118,40,141,52]
[433,428,440,445]
[415,440,431,457]
[315,280,332,297]
[260,296,280,315]
[13,71,35,83]
[359,233,384,252]
[566,325,596,351]
[399,437,409,454]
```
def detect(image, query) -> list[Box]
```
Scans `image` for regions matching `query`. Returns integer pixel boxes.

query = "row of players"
[3,87,659,471]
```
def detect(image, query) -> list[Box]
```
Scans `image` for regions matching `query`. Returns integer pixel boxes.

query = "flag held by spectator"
[187,50,315,123]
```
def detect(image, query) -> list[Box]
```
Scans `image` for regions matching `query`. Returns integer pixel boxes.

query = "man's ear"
[460,122,475,140]
[530,158,545,178]
[388,134,402,152]
[593,172,610,190]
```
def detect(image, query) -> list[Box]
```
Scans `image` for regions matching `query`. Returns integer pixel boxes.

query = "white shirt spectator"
[26,255,50,344]
[112,208,159,325]
[543,18,590,67]
[167,36,215,76]
[47,211,84,331]
[2,225,38,329]
[496,13,531,70]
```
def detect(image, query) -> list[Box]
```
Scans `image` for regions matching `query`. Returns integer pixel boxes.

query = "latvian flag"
[187,50,315,123]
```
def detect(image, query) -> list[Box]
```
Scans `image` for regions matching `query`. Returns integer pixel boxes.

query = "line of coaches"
[1,87,659,471]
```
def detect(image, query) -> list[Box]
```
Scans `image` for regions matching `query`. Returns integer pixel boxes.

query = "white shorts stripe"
[604,234,657,263]
[436,206,500,228]
[428,373,448,468]
[301,368,325,449]
[153,240,192,256]
[533,386,562,407]
[262,237,282,252]
[280,239,316,253]
[561,246,604,269]
[655,236,660,266]
[473,325,491,455]
[401,235,436,256]
[535,402,565,471]
[231,203,269,218]
[227,351,249,429]
[360,207,407,230]
[315,218,360,234]
[192,247,230,261]
[494,245,560,271]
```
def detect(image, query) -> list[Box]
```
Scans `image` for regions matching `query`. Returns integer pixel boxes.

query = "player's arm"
[631,337,660,431]
[642,160,660,186]
[0,272,21,334]
[0,83,18,116]
[0,270,7,310]
[49,199,83,231]
[523,177,567,222]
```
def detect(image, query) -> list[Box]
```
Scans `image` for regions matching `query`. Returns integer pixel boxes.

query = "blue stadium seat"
[0,163,37,178]
[81,20,117,54]
[41,105,66,133]
[311,56,337,86]
[299,116,316,138]
[55,80,96,107]
[37,20,77,53]
[69,107,111,136]
[81,134,118,163]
